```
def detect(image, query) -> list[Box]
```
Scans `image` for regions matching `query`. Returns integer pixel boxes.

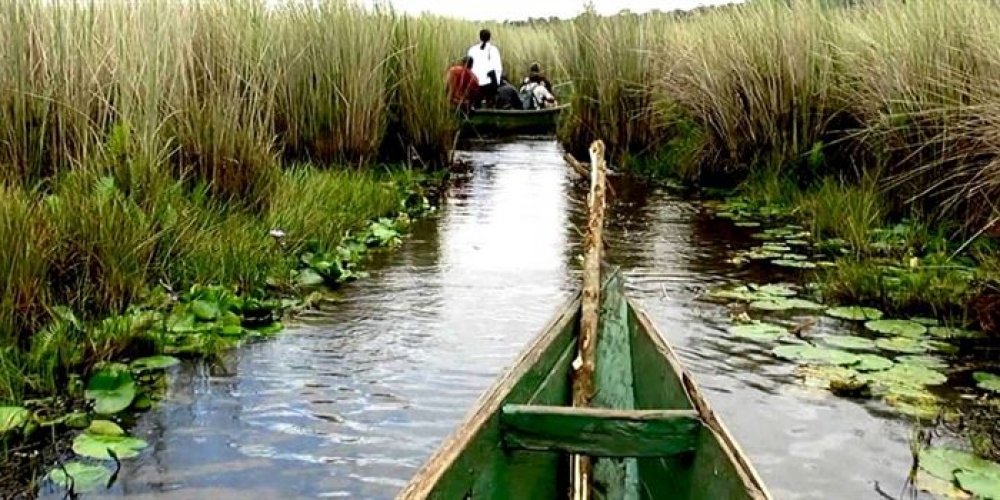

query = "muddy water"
[42,138,928,499]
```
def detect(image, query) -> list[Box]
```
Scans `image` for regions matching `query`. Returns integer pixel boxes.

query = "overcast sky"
[363,0,741,22]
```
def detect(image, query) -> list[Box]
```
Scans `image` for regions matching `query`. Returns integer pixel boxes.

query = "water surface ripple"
[50,138,922,500]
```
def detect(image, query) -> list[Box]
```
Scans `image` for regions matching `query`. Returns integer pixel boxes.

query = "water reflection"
[42,137,929,500]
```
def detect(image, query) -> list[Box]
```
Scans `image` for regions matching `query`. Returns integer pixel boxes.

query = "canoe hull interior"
[396,269,771,500]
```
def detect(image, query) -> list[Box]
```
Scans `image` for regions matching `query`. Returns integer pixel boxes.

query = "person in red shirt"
[446,56,479,113]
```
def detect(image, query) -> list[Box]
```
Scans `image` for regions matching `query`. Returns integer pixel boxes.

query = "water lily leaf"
[826,306,884,321]
[85,368,136,415]
[780,253,809,261]
[753,284,797,297]
[219,324,244,336]
[821,335,876,350]
[761,244,792,252]
[929,326,984,339]
[728,322,789,341]
[772,345,861,366]
[785,239,810,246]
[955,469,1000,499]
[973,372,1000,393]
[796,365,859,388]
[46,461,112,492]
[85,420,124,437]
[130,355,180,372]
[864,319,927,338]
[916,472,971,499]
[66,412,90,429]
[864,364,947,389]
[771,259,818,269]
[295,268,325,287]
[896,355,948,370]
[72,432,148,460]
[886,397,941,421]
[750,298,825,311]
[0,406,30,433]
[741,250,783,261]
[735,221,760,227]
[875,336,928,354]
[189,300,219,321]
[910,317,940,326]
[854,354,894,372]
[920,448,1000,493]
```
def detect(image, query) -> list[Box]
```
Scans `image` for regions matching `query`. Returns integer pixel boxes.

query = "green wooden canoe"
[460,104,568,135]
[397,268,772,500]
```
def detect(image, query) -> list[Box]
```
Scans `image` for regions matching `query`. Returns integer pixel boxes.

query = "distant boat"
[460,103,569,136]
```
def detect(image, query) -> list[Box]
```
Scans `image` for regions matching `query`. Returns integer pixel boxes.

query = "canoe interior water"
[397,268,770,500]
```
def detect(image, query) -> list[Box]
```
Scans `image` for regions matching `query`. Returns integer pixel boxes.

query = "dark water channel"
[42,137,931,499]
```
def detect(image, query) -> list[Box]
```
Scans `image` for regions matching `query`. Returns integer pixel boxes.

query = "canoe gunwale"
[627,298,773,500]
[467,103,569,117]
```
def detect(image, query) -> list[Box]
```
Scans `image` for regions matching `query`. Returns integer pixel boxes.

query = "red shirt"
[447,65,478,106]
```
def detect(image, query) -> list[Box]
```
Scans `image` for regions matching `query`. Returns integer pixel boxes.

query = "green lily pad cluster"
[707,198,793,222]
[291,216,403,287]
[919,447,1000,499]
[159,285,285,355]
[721,220,840,270]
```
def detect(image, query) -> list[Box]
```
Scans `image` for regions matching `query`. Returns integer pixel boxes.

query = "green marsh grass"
[0,1,566,410]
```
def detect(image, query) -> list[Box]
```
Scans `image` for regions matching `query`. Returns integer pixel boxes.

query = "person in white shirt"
[467,29,503,108]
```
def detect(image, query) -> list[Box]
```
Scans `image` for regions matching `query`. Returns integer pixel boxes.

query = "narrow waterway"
[42,137,929,499]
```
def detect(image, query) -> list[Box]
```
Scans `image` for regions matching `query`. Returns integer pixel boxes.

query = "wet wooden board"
[501,405,701,457]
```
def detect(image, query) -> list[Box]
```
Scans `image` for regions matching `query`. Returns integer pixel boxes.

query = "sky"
[361,0,741,22]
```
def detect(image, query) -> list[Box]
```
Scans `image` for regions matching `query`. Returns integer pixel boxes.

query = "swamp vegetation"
[2,0,1000,497]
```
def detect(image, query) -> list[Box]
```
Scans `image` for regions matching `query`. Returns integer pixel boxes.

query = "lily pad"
[973,372,1000,393]
[728,322,789,341]
[929,326,984,339]
[742,250,783,261]
[189,300,219,321]
[875,336,928,354]
[772,345,861,366]
[779,253,809,261]
[771,259,818,269]
[85,420,124,437]
[864,364,947,389]
[785,239,810,246]
[754,284,797,297]
[920,447,1000,498]
[72,432,148,460]
[955,469,1000,499]
[916,472,972,499]
[46,461,112,492]
[821,335,876,350]
[295,268,325,287]
[735,221,760,228]
[85,368,136,415]
[750,298,825,311]
[796,365,862,389]
[130,355,180,372]
[761,244,792,252]
[826,306,884,321]
[910,317,940,326]
[864,319,927,338]
[0,406,30,433]
[896,355,948,370]
[854,354,894,372]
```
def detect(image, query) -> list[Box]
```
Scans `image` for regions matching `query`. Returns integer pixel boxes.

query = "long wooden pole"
[570,139,608,500]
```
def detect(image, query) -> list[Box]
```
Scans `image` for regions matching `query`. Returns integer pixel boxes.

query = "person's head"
[479,29,491,48]
[529,62,540,73]
[462,55,473,69]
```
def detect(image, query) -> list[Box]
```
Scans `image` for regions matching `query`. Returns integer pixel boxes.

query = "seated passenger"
[446,56,479,112]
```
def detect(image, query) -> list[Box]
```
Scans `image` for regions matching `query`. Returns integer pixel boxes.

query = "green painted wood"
[627,305,695,499]
[501,340,578,500]
[461,104,567,135]
[591,270,640,500]
[500,405,701,457]
[399,301,580,500]
[627,301,769,500]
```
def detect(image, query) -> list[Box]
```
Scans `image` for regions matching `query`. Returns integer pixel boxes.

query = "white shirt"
[467,42,503,86]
